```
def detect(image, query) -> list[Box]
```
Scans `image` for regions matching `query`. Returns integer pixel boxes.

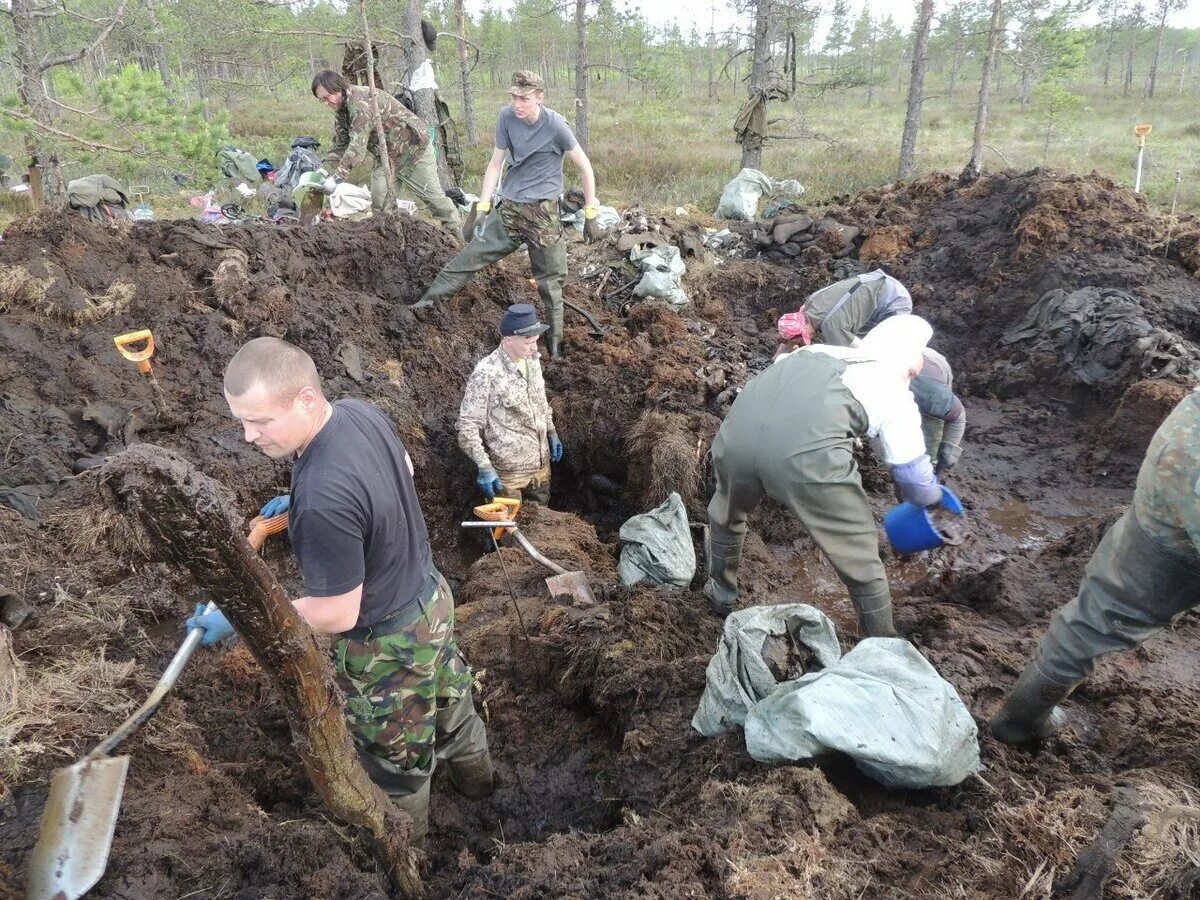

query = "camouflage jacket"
[457,347,556,476]
[1133,389,1200,559]
[324,86,429,180]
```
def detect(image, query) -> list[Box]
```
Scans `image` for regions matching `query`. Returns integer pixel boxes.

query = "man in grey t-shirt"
[410,70,600,357]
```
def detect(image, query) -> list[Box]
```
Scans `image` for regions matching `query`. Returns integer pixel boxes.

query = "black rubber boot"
[546,308,564,358]
[390,779,430,848]
[703,524,743,617]
[856,604,897,638]
[447,749,495,800]
[990,661,1075,745]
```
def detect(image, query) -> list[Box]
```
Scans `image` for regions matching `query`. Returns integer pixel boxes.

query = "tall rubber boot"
[545,306,564,358]
[990,660,1075,745]
[447,749,494,800]
[390,778,430,848]
[850,588,897,637]
[703,524,743,617]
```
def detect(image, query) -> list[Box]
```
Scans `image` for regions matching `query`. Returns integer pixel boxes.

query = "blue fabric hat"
[500,303,548,337]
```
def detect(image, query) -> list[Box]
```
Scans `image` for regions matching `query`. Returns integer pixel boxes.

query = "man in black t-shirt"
[186,337,491,846]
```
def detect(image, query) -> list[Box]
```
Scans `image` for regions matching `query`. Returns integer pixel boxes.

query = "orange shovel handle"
[114,330,156,375]
[248,512,289,552]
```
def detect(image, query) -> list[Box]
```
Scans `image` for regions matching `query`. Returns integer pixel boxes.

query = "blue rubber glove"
[260,494,290,517]
[549,434,564,463]
[476,469,505,500]
[185,603,235,646]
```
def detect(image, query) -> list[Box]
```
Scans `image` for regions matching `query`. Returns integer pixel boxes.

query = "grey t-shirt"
[495,105,577,203]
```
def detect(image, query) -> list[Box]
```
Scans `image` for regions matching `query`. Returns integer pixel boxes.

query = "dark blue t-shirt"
[289,398,432,629]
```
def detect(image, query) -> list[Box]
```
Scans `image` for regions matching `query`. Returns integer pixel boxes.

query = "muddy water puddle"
[985,497,1093,550]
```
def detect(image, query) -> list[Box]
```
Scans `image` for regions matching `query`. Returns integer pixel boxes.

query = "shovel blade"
[28,755,130,900]
[545,571,596,606]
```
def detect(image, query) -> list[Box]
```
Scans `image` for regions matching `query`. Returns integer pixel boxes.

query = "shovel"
[27,516,286,900]
[113,329,170,418]
[464,502,596,606]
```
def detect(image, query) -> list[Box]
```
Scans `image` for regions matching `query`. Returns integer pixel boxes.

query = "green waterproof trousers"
[415,198,567,345]
[370,140,462,233]
[705,351,892,629]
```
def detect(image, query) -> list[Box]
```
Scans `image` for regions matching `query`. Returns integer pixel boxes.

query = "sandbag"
[617,492,695,587]
[691,604,841,737]
[744,638,981,789]
[716,168,773,221]
[630,244,688,306]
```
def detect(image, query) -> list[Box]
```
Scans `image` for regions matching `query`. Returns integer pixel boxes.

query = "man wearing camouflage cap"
[991,390,1200,744]
[311,70,462,232]
[411,71,601,357]
[458,304,563,505]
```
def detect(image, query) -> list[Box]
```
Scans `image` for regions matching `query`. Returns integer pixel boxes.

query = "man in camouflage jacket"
[991,389,1200,744]
[311,69,461,231]
[457,304,562,505]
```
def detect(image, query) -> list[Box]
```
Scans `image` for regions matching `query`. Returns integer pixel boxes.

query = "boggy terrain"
[1,169,1198,898]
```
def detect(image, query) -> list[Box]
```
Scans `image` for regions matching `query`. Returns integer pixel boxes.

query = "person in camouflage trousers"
[991,389,1200,744]
[189,337,490,848]
[457,304,562,505]
[409,70,601,358]
[334,573,486,813]
[311,70,462,232]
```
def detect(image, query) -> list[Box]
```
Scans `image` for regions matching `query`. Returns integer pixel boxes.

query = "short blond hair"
[224,337,323,402]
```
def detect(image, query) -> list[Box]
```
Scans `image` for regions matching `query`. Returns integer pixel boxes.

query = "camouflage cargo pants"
[415,198,567,337]
[370,140,463,233]
[496,463,551,505]
[333,573,488,796]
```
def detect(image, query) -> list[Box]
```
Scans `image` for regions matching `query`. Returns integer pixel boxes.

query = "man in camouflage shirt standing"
[991,390,1200,744]
[410,71,601,357]
[187,337,491,847]
[311,70,462,232]
[457,304,563,504]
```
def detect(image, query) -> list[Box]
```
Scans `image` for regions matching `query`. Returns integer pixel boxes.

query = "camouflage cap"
[508,70,545,97]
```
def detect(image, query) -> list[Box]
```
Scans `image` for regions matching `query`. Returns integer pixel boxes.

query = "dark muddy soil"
[2,168,1199,899]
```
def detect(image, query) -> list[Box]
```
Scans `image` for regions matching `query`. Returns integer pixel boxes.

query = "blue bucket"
[883,487,966,554]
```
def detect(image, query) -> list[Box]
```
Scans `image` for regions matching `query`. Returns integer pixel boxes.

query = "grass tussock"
[624,409,700,511]
[1113,779,1200,898]
[0,265,53,311]
[44,502,149,560]
[0,646,142,781]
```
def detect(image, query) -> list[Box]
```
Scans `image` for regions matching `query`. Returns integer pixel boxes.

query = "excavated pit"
[2,169,1200,898]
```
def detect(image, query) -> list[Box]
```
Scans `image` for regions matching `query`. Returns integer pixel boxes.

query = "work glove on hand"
[582,205,602,243]
[186,603,236,647]
[548,434,564,463]
[320,175,341,194]
[260,494,291,518]
[476,469,505,501]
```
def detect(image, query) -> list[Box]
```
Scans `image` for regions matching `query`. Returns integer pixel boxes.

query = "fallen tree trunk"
[100,444,422,899]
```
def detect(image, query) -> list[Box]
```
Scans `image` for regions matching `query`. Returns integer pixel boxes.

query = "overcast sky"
[465,0,1200,40]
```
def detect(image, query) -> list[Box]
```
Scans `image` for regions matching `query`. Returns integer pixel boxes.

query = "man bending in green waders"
[704,315,948,635]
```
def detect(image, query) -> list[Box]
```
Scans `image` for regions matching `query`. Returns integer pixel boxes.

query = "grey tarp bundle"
[1002,286,1200,386]
[716,168,774,221]
[217,147,262,183]
[692,604,842,736]
[630,245,688,306]
[274,147,323,195]
[743,638,981,789]
[617,492,696,587]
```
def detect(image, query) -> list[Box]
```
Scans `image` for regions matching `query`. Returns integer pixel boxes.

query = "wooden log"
[1060,786,1145,900]
[100,445,422,899]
